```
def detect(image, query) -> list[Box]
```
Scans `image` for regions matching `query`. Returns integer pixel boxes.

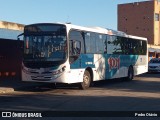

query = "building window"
[155,13,159,21]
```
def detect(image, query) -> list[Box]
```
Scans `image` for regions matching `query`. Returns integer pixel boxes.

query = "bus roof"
[25,22,147,41]
[64,23,147,41]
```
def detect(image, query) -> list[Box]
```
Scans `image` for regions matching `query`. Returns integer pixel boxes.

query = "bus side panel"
[94,54,106,81]
[70,54,95,82]
[133,55,148,75]
[105,55,139,79]
[93,54,138,80]
[70,54,146,82]
[70,54,95,69]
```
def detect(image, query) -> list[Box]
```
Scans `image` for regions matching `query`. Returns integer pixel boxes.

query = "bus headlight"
[52,66,66,75]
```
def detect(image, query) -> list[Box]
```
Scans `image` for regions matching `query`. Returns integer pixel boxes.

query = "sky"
[0,0,149,30]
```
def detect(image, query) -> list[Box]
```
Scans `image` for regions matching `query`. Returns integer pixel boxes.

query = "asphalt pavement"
[0,77,43,93]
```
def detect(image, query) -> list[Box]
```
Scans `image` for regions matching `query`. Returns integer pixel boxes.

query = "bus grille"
[31,76,52,81]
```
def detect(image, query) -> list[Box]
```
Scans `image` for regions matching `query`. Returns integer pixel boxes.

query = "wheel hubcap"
[84,75,89,86]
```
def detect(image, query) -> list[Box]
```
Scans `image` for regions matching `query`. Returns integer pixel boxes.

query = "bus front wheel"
[79,70,91,90]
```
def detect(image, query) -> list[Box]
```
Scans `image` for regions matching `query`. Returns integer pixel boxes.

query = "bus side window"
[84,32,91,53]
[96,34,105,54]
[107,35,114,54]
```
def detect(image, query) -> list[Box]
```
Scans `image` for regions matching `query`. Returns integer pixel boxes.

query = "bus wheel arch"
[79,67,93,90]
[127,65,134,81]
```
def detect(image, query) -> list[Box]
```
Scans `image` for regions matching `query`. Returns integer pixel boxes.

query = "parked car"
[148,58,160,73]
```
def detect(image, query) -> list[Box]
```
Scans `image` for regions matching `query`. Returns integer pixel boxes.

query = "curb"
[0,87,14,94]
[0,78,44,94]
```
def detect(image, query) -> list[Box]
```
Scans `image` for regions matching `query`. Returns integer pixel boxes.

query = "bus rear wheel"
[79,70,91,90]
[127,66,134,81]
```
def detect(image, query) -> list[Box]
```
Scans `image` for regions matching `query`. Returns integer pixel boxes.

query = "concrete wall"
[0,21,24,31]
[0,21,24,40]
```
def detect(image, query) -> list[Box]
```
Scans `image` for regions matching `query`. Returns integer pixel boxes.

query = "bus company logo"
[2,112,11,117]
[108,57,120,71]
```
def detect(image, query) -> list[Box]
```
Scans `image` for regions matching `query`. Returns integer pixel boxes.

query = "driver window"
[69,30,84,55]
[70,40,81,55]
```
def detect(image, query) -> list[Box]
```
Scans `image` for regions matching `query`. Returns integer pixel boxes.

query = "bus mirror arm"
[17,33,24,40]
[17,33,24,49]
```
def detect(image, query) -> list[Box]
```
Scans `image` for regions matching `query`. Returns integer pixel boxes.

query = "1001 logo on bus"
[108,57,120,71]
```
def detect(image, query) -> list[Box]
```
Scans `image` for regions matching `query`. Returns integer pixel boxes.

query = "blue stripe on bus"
[70,54,139,79]
[70,54,95,69]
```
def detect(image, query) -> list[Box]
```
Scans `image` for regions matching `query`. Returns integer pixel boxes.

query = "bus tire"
[127,66,134,81]
[79,70,91,90]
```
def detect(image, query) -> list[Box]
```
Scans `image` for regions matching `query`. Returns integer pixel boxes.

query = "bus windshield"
[23,24,67,65]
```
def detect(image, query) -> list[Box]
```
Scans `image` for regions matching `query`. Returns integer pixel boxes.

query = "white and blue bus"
[19,23,148,89]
